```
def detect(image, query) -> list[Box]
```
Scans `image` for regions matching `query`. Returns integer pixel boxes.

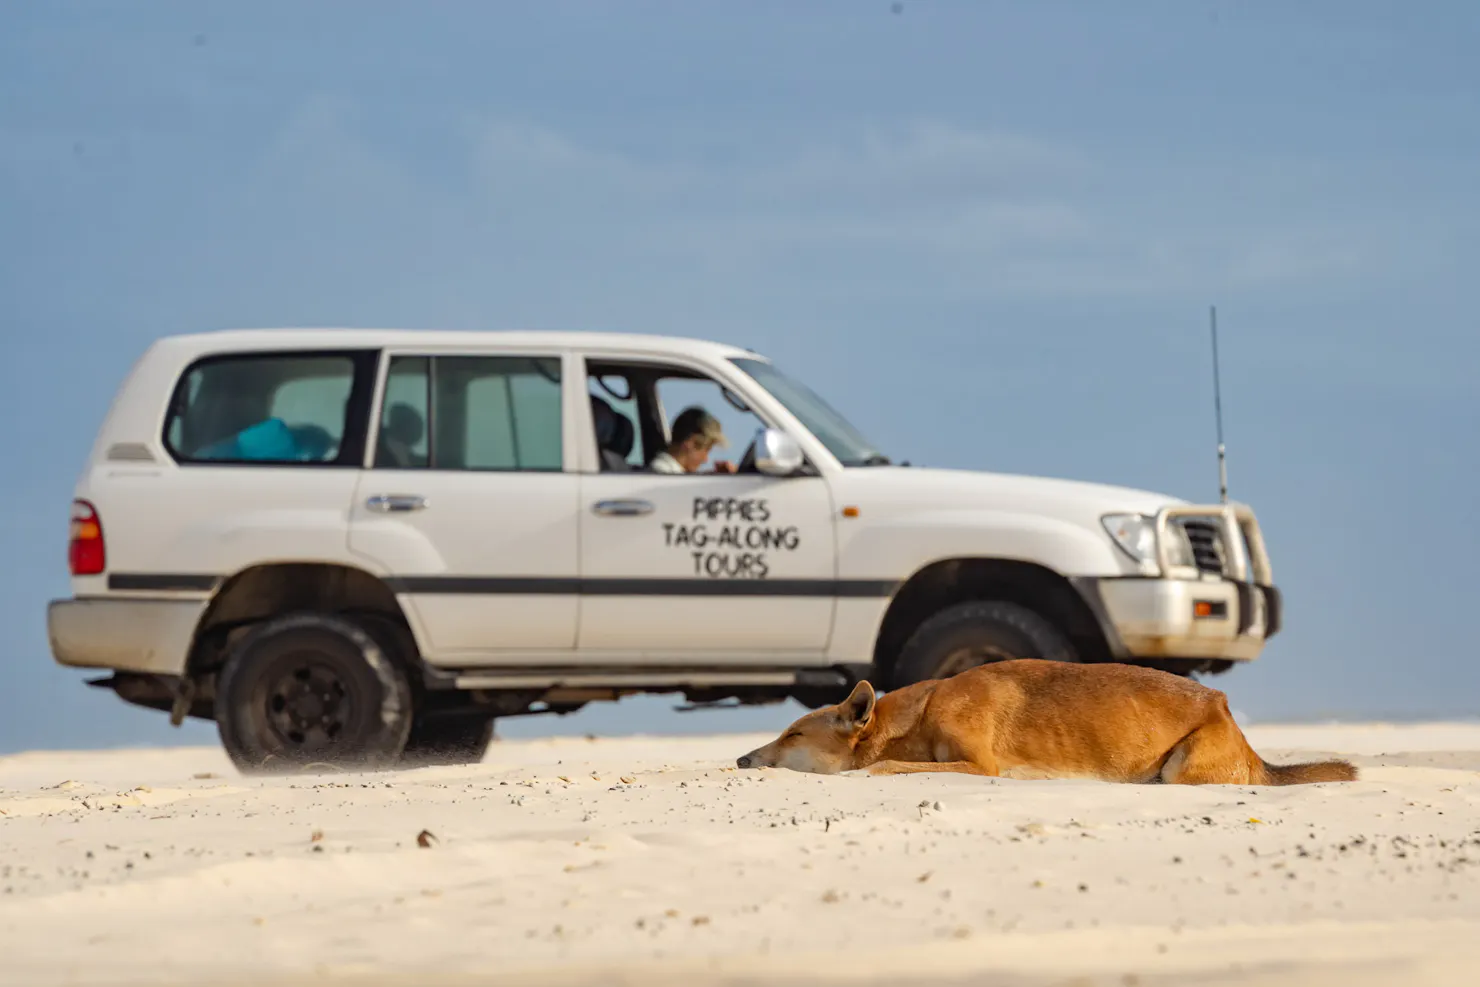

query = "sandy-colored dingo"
[737,660,1357,785]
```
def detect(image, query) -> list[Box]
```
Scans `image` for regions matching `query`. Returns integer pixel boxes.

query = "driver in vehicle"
[649,406,737,474]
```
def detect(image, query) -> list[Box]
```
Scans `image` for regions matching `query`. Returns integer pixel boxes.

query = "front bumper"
[1074,501,1282,663]
[1074,575,1282,662]
[48,597,204,676]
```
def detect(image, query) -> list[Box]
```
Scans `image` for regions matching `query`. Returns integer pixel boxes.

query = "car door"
[576,355,839,656]
[347,348,582,663]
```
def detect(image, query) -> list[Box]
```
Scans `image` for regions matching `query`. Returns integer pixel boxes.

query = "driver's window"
[654,373,765,469]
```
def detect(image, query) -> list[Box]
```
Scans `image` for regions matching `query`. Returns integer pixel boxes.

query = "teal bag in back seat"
[195,417,299,461]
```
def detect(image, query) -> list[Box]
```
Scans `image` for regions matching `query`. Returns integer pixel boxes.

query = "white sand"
[1,721,1478,986]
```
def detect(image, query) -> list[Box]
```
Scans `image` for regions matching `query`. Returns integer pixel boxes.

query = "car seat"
[590,395,635,472]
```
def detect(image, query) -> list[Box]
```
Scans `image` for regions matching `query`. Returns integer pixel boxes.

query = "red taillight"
[69,499,106,576]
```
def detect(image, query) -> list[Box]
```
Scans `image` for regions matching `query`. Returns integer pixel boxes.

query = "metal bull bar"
[1152,502,1272,584]
[1154,502,1279,638]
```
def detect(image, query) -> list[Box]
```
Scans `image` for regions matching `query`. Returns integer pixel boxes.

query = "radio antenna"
[1209,305,1229,504]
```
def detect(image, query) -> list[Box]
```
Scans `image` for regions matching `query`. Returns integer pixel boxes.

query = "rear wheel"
[399,714,496,767]
[215,612,413,773]
[890,600,1077,689]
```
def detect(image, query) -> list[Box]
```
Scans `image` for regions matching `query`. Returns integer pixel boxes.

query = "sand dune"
[1,722,1477,986]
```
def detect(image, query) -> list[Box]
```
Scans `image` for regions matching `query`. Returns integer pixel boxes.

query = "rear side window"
[164,350,377,466]
[374,355,564,471]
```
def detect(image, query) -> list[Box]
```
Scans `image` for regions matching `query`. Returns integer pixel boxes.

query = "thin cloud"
[200,101,1401,314]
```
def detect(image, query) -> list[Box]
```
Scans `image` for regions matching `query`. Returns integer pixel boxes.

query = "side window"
[376,357,431,468]
[164,351,369,465]
[375,355,563,471]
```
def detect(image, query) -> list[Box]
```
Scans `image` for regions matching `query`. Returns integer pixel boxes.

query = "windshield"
[729,357,888,467]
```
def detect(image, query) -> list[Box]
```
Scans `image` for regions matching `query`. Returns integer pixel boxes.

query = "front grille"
[1178,519,1226,575]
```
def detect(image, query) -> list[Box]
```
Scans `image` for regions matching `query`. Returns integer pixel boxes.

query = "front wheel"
[890,600,1077,689]
[215,612,413,774]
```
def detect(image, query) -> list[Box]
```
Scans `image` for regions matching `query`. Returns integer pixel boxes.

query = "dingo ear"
[838,680,876,730]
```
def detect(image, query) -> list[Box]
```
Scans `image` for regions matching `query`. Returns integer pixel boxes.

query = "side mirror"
[754,428,804,476]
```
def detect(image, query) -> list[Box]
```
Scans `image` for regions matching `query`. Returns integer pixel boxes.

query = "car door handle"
[591,498,654,517]
[366,494,428,513]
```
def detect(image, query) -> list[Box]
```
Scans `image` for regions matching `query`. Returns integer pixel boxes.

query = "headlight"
[1102,513,1198,570]
[1101,513,1158,566]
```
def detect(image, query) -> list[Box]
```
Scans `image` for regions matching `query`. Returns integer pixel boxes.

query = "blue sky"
[2,1,1476,753]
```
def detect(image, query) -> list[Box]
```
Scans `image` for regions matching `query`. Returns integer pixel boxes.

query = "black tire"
[215,612,414,774]
[890,600,1077,689]
[399,715,496,767]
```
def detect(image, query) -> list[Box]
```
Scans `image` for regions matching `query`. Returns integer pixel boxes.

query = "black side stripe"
[388,576,582,595]
[106,573,897,598]
[386,576,899,597]
[108,573,221,593]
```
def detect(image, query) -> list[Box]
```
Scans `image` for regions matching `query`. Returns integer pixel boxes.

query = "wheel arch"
[185,561,423,681]
[870,557,1113,685]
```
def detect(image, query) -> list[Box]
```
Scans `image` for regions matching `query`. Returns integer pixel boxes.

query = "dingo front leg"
[863,759,997,778]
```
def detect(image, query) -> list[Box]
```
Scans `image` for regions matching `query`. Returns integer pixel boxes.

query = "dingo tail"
[1258,757,1358,785]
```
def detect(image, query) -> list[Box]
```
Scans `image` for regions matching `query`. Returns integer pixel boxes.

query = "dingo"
[737,660,1357,785]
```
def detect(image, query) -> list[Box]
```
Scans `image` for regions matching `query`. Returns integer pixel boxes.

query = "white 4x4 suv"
[49,329,1280,772]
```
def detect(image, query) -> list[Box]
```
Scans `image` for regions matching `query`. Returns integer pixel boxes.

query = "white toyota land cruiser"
[48,329,1280,772]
